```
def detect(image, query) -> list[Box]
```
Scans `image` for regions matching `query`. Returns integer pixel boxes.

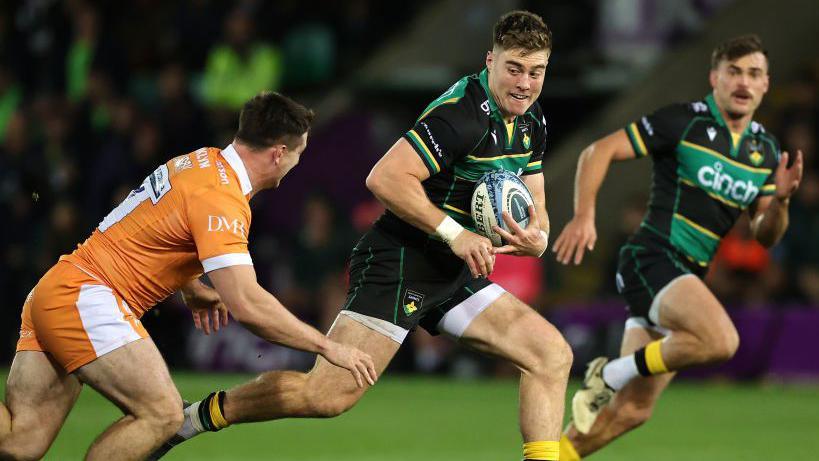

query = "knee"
[705,327,740,363]
[527,332,574,381]
[142,397,184,439]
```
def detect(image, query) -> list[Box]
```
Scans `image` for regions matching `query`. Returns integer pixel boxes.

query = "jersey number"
[99,164,172,232]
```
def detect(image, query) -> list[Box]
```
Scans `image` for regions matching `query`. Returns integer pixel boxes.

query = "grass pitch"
[2,371,817,460]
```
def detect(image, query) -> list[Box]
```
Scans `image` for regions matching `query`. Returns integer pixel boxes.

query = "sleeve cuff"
[405,130,441,174]
[522,160,542,175]
[201,253,253,272]
[625,123,649,157]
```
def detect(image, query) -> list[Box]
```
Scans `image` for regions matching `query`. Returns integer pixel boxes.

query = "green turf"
[2,371,818,460]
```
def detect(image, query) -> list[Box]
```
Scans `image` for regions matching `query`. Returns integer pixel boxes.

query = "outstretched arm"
[553,129,638,265]
[208,264,377,387]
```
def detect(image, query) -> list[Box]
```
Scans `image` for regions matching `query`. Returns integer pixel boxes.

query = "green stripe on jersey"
[454,154,532,180]
[407,130,441,173]
[418,77,468,121]
[670,214,718,265]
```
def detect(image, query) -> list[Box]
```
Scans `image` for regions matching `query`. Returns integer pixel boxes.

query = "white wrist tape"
[435,215,465,245]
[538,230,549,257]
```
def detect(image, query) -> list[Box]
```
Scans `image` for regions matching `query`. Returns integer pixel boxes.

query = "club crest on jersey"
[748,139,764,166]
[403,289,425,316]
[173,155,193,172]
[519,122,531,149]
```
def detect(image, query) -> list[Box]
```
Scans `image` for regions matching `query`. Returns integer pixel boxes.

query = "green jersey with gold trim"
[624,93,780,267]
[376,69,547,238]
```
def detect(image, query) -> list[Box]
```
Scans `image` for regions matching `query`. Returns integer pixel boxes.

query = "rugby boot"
[571,356,614,434]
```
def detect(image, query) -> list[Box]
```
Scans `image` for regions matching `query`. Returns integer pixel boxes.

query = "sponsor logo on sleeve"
[691,101,708,113]
[480,100,491,115]
[420,121,443,157]
[195,148,211,169]
[640,116,654,136]
[208,215,247,238]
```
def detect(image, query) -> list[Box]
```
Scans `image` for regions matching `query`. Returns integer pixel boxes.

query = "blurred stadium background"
[2,0,819,459]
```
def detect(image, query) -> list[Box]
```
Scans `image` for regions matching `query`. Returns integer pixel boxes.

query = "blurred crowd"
[1,1,817,375]
[0,0,419,364]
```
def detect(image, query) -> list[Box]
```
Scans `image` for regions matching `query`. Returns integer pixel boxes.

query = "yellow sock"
[645,339,669,374]
[208,390,229,429]
[523,440,559,460]
[559,434,581,461]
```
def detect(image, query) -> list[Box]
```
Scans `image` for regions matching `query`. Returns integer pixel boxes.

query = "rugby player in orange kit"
[0,92,377,461]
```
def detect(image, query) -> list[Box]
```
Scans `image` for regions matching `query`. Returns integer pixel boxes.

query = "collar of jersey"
[220,143,253,196]
[478,69,503,121]
[705,93,727,128]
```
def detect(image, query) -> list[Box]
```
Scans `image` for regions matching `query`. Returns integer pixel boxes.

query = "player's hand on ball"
[552,213,596,265]
[775,150,803,201]
[322,341,378,388]
[450,230,496,277]
[182,281,229,335]
[493,206,547,257]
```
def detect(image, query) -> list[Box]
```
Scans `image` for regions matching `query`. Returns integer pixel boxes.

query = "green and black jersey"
[374,69,547,242]
[624,93,780,268]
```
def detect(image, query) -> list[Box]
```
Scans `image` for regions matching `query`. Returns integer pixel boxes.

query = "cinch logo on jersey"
[697,162,759,204]
[208,215,246,237]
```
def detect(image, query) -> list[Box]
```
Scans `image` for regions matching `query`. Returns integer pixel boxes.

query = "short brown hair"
[235,91,315,150]
[711,34,768,69]
[493,10,552,53]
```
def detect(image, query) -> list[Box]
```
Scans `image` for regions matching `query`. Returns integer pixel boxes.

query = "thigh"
[656,275,733,338]
[74,338,181,418]
[23,262,149,374]
[615,326,675,407]
[4,351,82,447]
[306,313,401,399]
[456,291,565,369]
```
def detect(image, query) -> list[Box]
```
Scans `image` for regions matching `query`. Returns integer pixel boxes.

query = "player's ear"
[486,50,494,70]
[709,69,718,89]
[269,144,286,165]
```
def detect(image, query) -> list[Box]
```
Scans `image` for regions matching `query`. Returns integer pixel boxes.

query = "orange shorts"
[17,261,149,373]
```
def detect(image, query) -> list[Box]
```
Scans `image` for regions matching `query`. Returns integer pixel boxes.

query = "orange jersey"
[62,145,254,317]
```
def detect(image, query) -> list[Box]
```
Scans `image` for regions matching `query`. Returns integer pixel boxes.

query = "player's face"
[710,52,769,119]
[486,47,549,120]
[273,132,308,187]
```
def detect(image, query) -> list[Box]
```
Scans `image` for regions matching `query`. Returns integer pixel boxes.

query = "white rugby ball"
[470,170,534,247]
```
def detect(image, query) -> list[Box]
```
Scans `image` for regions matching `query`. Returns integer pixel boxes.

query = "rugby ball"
[471,170,534,247]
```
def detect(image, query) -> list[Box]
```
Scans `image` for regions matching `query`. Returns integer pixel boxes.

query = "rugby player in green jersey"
[552,35,803,460]
[153,11,570,461]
